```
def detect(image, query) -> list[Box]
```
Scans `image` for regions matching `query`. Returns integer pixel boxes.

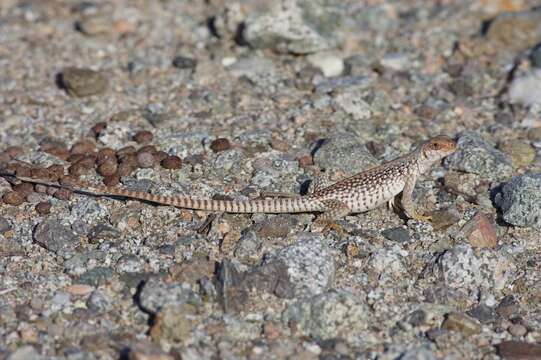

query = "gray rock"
[234,231,263,262]
[86,290,111,313]
[264,232,334,297]
[244,259,295,299]
[0,216,11,233]
[7,346,41,360]
[60,67,108,97]
[282,290,369,340]
[381,227,410,243]
[313,132,377,175]
[495,173,541,229]
[228,56,279,86]
[436,244,516,298]
[243,0,344,54]
[444,131,513,180]
[315,75,374,94]
[77,267,114,287]
[399,347,437,360]
[33,220,79,258]
[139,277,201,314]
[115,254,145,273]
[467,304,498,324]
[217,260,248,313]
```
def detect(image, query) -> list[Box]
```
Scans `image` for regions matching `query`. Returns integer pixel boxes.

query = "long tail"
[0,171,322,214]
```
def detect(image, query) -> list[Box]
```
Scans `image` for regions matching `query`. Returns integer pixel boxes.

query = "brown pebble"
[117,162,136,177]
[70,139,96,155]
[96,148,116,164]
[46,186,58,196]
[154,151,168,163]
[103,174,120,186]
[54,189,72,200]
[137,145,157,155]
[35,201,52,215]
[91,122,107,137]
[5,146,24,159]
[210,138,232,152]
[137,152,155,168]
[12,183,34,197]
[133,130,154,144]
[117,145,137,158]
[3,191,25,205]
[15,165,32,178]
[161,155,182,169]
[97,158,118,176]
[43,146,70,161]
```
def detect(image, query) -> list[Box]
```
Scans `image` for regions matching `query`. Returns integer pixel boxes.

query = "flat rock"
[495,173,541,230]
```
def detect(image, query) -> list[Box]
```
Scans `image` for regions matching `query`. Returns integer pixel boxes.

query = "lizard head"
[420,135,457,163]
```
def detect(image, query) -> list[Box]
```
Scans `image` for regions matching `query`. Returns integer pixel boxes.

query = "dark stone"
[33,220,79,258]
[467,304,498,323]
[172,55,197,69]
[244,260,295,299]
[381,227,410,243]
[497,341,541,359]
[217,260,248,313]
[77,267,114,287]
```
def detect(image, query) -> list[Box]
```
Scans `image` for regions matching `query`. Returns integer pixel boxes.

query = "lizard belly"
[347,180,405,213]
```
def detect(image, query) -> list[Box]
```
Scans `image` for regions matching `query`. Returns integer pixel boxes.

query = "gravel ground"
[1,0,541,359]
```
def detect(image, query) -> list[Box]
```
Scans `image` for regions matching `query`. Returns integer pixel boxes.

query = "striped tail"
[5,173,323,214]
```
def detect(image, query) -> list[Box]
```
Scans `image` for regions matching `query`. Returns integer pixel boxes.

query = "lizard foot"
[410,212,432,222]
[321,222,346,237]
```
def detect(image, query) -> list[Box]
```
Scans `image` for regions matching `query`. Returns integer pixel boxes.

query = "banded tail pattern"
[5,173,324,214]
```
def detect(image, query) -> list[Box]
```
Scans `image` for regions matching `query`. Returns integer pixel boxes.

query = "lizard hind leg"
[312,199,351,235]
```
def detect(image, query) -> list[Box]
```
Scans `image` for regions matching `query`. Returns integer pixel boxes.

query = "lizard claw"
[410,212,432,222]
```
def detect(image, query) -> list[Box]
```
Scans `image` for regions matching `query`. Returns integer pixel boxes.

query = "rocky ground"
[1,0,541,359]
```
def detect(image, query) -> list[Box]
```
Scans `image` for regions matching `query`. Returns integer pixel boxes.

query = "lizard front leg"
[401,175,432,222]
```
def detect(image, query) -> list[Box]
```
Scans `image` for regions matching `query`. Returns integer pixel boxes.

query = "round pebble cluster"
[0,126,184,211]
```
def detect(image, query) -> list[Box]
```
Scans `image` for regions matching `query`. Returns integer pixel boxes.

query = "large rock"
[243,0,344,54]
[495,173,541,230]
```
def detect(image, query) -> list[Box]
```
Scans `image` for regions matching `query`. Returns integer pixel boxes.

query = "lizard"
[0,135,457,229]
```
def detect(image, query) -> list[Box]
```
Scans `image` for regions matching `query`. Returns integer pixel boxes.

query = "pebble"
[210,138,232,152]
[381,226,410,243]
[442,312,481,335]
[508,323,527,337]
[263,232,334,297]
[60,67,109,97]
[77,267,114,287]
[508,70,541,106]
[161,155,182,169]
[6,345,41,360]
[133,130,153,144]
[484,9,541,53]
[497,341,541,359]
[150,304,199,343]
[467,304,497,324]
[76,14,111,36]
[0,216,11,233]
[461,212,498,249]
[136,152,155,168]
[2,191,25,206]
[307,53,344,77]
[172,55,197,69]
[495,173,541,230]
[35,201,52,215]
[139,277,201,314]
[33,220,78,257]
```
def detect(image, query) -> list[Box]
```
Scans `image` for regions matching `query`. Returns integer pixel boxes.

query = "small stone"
[307,53,344,77]
[497,295,520,318]
[76,14,111,36]
[172,55,197,69]
[60,67,109,97]
[497,341,541,359]
[499,140,536,168]
[467,304,497,324]
[97,158,118,177]
[217,260,248,313]
[509,70,541,106]
[3,191,25,205]
[133,130,154,144]
[33,220,78,257]
[150,304,199,343]
[428,208,461,231]
[210,138,232,152]
[70,140,96,155]
[96,148,116,163]
[136,152,155,168]
[508,324,528,337]
[139,277,201,314]
[495,173,541,230]
[161,155,182,169]
[485,9,541,53]
[0,217,11,233]
[77,267,114,287]
[35,201,51,215]
[54,188,73,200]
[442,312,481,335]
[297,154,313,167]
[462,212,498,249]
[86,290,111,312]
[381,226,410,243]
[6,345,41,360]
[116,254,144,273]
